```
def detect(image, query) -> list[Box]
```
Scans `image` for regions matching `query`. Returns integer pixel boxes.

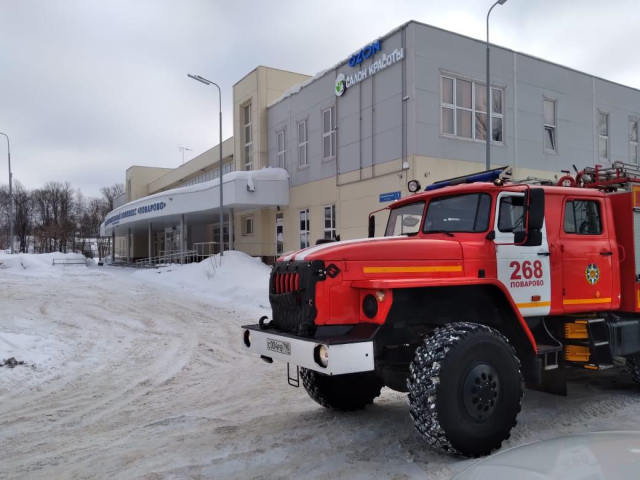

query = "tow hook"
[259,316,271,330]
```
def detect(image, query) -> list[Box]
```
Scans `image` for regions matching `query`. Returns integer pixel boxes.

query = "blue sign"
[379,191,401,203]
[349,39,381,68]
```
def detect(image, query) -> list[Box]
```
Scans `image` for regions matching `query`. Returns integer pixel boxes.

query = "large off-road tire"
[626,356,640,384]
[407,322,523,457]
[300,368,383,411]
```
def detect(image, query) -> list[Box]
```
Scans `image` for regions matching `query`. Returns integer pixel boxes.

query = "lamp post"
[486,0,508,171]
[0,133,13,254]
[187,74,224,257]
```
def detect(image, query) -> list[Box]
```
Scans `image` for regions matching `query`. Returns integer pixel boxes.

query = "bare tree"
[100,183,125,214]
[13,181,32,253]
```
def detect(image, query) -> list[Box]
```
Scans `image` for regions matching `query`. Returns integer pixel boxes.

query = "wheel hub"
[462,363,500,423]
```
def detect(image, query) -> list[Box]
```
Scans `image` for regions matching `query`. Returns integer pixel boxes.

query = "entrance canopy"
[101,168,289,236]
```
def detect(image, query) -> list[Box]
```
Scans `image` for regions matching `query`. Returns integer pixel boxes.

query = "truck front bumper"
[241,324,377,375]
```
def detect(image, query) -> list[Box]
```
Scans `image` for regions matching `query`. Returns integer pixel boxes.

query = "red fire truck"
[242,162,640,457]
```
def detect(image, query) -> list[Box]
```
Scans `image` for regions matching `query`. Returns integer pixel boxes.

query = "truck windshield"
[385,202,425,236]
[423,193,491,234]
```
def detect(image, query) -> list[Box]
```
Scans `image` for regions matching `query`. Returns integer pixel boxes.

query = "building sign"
[336,45,404,96]
[379,191,401,202]
[349,39,382,67]
[105,201,167,227]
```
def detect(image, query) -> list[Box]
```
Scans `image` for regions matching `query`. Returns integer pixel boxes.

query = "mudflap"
[526,356,567,396]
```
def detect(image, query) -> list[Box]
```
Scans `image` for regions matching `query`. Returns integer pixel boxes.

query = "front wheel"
[407,322,523,457]
[300,368,383,411]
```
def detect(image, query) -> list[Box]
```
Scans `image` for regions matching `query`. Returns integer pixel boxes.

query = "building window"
[598,111,609,162]
[277,130,286,169]
[564,200,602,235]
[299,209,310,249]
[298,120,308,167]
[322,106,336,160]
[242,216,254,236]
[631,119,638,165]
[441,75,503,143]
[244,103,253,171]
[544,99,557,153]
[324,205,336,239]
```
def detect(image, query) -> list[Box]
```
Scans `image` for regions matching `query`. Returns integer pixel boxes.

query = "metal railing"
[135,249,198,267]
[134,241,283,268]
[194,242,282,259]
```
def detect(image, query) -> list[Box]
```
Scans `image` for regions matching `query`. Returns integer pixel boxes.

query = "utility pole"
[188,74,225,256]
[486,0,509,171]
[0,133,13,254]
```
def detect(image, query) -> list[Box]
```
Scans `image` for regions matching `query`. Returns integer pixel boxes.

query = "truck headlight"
[314,344,329,368]
[243,330,251,348]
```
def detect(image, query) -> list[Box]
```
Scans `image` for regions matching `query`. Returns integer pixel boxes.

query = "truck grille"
[273,272,300,294]
[269,260,326,337]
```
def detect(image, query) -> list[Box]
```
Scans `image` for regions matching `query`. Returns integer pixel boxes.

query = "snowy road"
[2,256,640,479]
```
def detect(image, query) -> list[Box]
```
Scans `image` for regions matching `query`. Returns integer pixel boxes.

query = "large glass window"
[544,99,557,153]
[564,200,602,235]
[298,120,308,167]
[385,202,425,237]
[498,196,525,233]
[423,193,491,233]
[324,205,336,239]
[598,111,609,162]
[244,103,253,170]
[299,209,310,248]
[441,76,503,142]
[322,106,336,159]
[277,130,286,169]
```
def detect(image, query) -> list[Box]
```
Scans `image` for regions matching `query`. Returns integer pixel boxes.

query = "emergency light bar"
[425,167,508,191]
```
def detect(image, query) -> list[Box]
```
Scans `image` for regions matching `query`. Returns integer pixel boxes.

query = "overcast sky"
[1,0,638,197]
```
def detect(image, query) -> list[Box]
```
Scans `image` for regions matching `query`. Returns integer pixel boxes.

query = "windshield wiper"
[424,230,454,237]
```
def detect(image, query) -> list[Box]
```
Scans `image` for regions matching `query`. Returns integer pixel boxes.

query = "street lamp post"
[486,0,508,171]
[187,74,224,257]
[0,133,13,254]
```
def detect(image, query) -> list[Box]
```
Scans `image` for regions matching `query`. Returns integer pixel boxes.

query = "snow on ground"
[130,251,271,311]
[2,253,640,479]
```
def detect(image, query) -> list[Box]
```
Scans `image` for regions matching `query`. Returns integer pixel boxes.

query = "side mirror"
[368,215,376,238]
[528,188,545,231]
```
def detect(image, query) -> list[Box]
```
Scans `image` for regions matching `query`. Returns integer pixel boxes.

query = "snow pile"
[0,252,90,277]
[130,250,271,310]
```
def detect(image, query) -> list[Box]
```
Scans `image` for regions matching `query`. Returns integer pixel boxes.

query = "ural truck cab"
[242,163,640,457]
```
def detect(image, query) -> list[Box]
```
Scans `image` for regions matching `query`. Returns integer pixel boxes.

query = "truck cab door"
[560,197,613,313]
[494,192,552,317]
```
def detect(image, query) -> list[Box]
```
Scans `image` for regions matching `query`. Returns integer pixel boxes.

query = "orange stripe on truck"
[363,266,463,274]
[516,301,551,309]
[563,298,612,305]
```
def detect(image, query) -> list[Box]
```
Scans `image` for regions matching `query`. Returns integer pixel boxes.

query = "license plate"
[267,338,291,355]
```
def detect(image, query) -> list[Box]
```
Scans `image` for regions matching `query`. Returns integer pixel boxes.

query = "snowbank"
[0,252,90,277]
[130,250,271,310]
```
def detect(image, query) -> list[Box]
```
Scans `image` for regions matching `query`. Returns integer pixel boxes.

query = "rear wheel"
[626,356,640,384]
[407,322,523,457]
[300,368,383,411]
